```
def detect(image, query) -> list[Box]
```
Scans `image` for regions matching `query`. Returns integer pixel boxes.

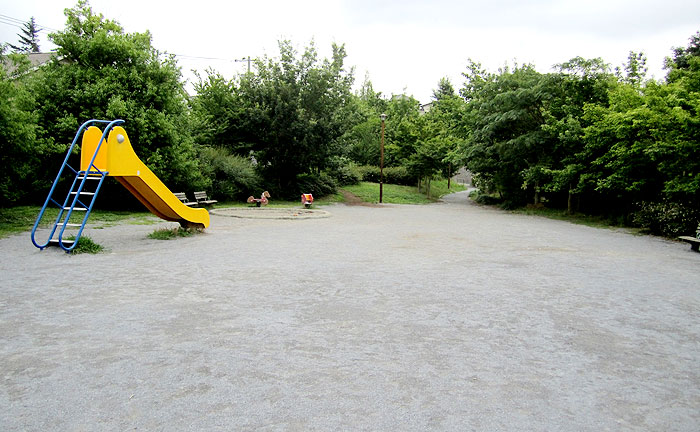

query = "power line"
[0,14,25,25]
[171,53,233,61]
[0,18,24,31]
[1,12,250,67]
[0,14,60,33]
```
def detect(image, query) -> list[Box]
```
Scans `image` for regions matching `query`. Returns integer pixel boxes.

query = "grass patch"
[512,206,641,232]
[342,180,466,204]
[0,206,155,239]
[423,179,467,200]
[67,235,104,254]
[0,206,58,239]
[148,226,201,240]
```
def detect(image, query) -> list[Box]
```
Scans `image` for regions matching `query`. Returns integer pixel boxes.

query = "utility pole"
[234,56,251,73]
[379,113,387,203]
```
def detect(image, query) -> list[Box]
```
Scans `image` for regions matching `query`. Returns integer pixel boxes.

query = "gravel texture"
[1,191,699,431]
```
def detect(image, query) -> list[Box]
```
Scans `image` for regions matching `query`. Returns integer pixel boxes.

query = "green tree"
[616,51,648,87]
[418,78,468,191]
[382,94,422,167]
[28,0,205,200]
[581,53,699,227]
[460,63,556,206]
[0,49,41,205]
[194,40,355,196]
[190,70,251,154]
[432,76,455,101]
[544,57,613,213]
[341,75,388,166]
[8,17,41,53]
[667,31,700,72]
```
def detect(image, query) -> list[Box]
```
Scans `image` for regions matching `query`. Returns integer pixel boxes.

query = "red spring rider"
[301,193,314,208]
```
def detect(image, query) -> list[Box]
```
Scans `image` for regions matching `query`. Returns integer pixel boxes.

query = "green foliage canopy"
[28,0,205,194]
[192,40,355,196]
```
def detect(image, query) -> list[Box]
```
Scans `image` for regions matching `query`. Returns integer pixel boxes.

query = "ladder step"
[48,239,75,246]
[56,223,82,227]
[64,207,87,211]
[76,176,103,180]
[70,192,95,195]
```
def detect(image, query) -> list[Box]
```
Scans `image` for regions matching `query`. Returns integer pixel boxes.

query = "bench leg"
[692,243,699,252]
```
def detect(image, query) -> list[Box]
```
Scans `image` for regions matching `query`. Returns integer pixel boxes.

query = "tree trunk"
[447,163,452,189]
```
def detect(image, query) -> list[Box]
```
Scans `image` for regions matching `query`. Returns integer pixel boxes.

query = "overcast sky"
[2,0,699,102]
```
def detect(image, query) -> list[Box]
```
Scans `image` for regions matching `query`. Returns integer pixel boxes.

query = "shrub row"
[356,165,415,186]
[198,147,260,201]
[295,172,338,198]
[632,201,699,237]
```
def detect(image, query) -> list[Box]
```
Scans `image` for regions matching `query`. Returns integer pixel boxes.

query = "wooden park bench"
[174,192,196,207]
[194,191,217,206]
[678,223,700,252]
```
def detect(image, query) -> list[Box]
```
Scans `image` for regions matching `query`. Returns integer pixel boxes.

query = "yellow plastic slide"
[80,126,210,228]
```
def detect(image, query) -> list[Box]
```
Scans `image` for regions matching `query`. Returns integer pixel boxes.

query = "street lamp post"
[379,113,387,203]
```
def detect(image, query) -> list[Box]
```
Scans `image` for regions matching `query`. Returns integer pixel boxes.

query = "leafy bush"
[295,172,338,198]
[470,190,504,206]
[198,147,261,201]
[325,157,362,186]
[384,166,414,186]
[356,165,415,186]
[0,52,41,206]
[357,165,381,182]
[632,201,699,237]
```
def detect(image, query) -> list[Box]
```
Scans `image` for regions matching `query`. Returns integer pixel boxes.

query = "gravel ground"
[1,191,699,431]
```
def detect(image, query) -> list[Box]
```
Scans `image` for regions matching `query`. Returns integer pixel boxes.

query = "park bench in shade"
[174,192,196,207]
[678,223,700,252]
[194,191,217,206]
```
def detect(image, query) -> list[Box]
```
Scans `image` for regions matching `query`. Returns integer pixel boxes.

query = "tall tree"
[579,32,699,229]
[460,63,556,206]
[27,0,206,200]
[0,48,40,204]
[9,17,41,53]
[193,40,355,195]
[432,77,455,101]
[544,57,613,213]
[616,51,648,87]
[667,31,700,71]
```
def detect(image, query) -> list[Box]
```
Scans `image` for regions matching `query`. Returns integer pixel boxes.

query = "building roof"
[2,52,63,76]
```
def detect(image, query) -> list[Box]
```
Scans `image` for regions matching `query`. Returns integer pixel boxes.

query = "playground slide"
[81,126,210,228]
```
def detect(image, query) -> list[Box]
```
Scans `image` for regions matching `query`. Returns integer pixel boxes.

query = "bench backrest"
[194,191,209,200]
[174,192,189,202]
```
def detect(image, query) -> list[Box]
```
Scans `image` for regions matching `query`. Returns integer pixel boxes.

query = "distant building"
[419,101,434,115]
[2,52,65,76]
[451,167,472,186]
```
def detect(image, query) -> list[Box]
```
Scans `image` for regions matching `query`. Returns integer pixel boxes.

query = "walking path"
[1,191,699,431]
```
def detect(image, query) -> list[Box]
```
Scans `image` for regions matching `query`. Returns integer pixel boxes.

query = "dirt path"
[1,193,699,431]
[340,189,383,207]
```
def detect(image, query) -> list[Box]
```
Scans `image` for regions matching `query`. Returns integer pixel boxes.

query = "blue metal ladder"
[31,119,124,252]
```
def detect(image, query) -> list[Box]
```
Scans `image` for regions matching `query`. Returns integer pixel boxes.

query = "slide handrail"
[31,119,124,250]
